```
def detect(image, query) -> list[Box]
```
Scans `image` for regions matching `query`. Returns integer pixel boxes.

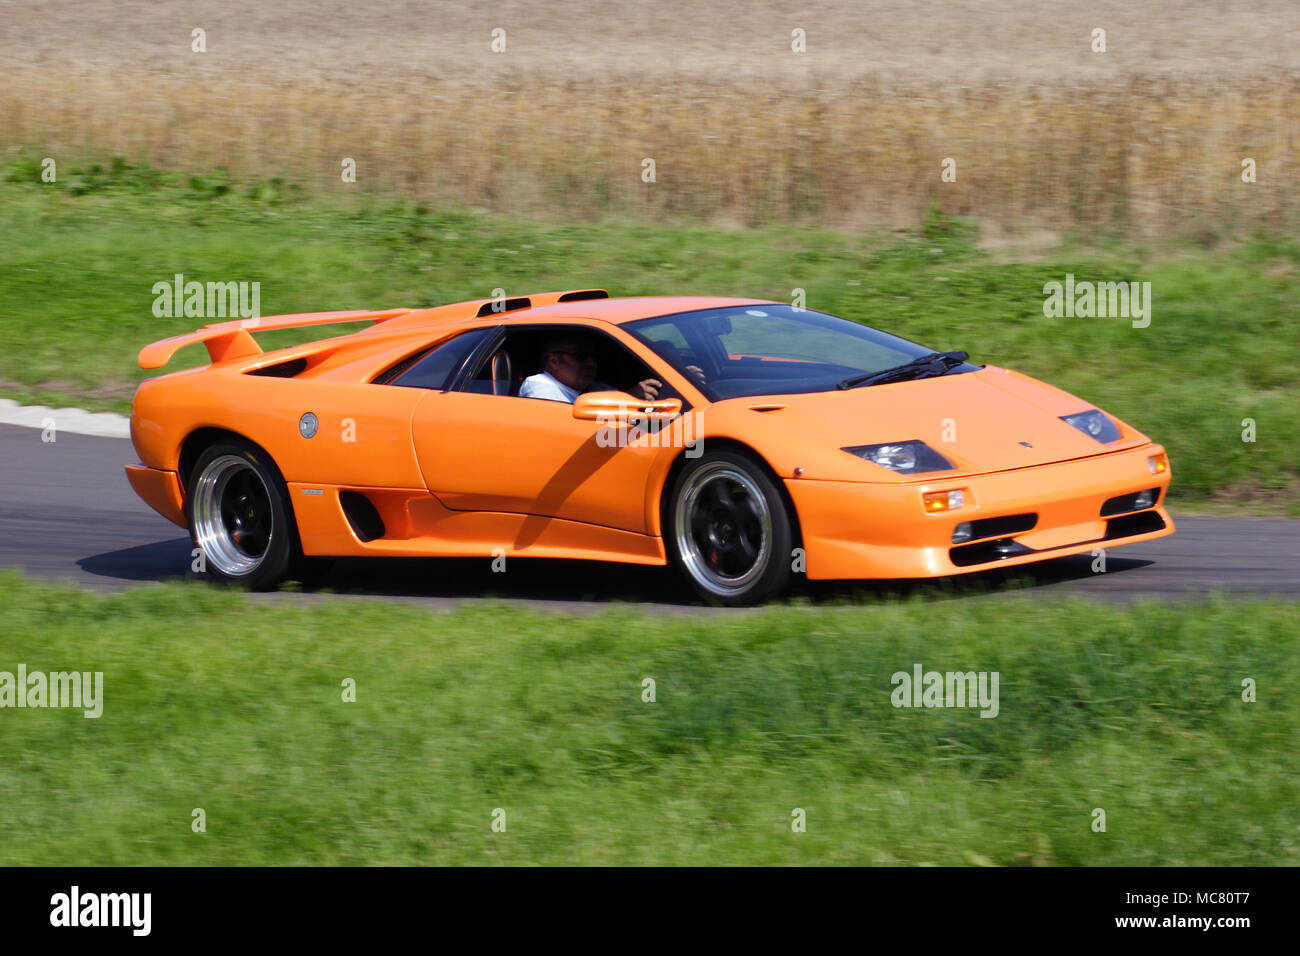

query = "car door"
[409,324,675,534]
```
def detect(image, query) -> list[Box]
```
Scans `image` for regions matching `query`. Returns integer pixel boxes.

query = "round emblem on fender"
[299,412,319,439]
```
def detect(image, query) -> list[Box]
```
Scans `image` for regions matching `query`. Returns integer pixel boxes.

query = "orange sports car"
[126,290,1174,604]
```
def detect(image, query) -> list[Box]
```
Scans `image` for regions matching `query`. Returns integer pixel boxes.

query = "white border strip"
[0,398,130,439]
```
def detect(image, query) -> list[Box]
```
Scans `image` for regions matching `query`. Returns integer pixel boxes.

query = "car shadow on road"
[78,538,1154,608]
[78,537,195,582]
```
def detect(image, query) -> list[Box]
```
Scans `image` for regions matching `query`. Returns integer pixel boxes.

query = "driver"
[520,335,663,403]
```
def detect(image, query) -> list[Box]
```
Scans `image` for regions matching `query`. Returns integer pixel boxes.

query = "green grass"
[0,572,1294,865]
[0,160,1297,511]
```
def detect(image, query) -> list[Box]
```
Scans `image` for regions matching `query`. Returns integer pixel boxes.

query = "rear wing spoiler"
[137,309,414,369]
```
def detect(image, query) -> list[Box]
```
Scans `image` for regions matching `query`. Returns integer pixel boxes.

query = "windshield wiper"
[836,350,969,390]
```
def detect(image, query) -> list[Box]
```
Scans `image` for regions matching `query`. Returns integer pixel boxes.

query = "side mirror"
[573,391,682,423]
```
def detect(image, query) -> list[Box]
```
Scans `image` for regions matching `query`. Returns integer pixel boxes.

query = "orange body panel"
[411,387,677,534]
[131,372,427,489]
[125,293,1175,580]
[287,483,665,563]
[786,443,1173,579]
[124,464,187,528]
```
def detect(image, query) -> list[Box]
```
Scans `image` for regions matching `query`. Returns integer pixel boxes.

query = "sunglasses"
[552,349,597,362]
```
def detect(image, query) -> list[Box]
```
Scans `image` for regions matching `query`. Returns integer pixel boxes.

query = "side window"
[458,325,680,404]
[382,328,492,390]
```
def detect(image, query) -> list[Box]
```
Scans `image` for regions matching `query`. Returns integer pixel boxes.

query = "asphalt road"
[1,424,1296,611]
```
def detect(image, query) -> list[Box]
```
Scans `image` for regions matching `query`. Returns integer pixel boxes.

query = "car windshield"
[625,305,975,400]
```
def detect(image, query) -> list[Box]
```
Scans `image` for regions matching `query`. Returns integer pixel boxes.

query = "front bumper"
[785,444,1174,580]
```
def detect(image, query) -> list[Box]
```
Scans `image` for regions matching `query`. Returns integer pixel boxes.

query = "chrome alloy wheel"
[192,454,275,576]
[673,463,773,597]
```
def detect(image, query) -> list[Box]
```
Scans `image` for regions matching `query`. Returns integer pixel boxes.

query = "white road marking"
[0,398,130,439]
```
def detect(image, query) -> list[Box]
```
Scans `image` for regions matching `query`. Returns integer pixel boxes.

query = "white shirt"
[519,370,580,404]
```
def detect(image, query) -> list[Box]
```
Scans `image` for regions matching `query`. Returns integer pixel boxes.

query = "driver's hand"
[684,365,706,384]
[635,378,662,400]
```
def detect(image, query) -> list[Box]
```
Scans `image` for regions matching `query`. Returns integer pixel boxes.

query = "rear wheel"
[186,439,297,590]
[666,449,794,605]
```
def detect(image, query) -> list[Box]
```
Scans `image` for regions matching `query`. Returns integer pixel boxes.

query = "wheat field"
[1,1,1296,234]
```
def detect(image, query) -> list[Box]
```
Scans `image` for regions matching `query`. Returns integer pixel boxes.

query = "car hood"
[712,366,1150,480]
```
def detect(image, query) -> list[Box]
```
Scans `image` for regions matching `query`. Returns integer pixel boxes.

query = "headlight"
[1060,409,1120,444]
[843,440,956,474]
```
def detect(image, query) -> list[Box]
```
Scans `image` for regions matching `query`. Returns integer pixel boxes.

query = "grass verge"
[0,572,1295,865]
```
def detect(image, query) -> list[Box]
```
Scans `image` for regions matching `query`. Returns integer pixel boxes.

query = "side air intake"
[340,491,386,542]
[245,357,307,378]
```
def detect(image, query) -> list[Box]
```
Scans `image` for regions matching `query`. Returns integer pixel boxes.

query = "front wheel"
[186,439,297,590]
[666,450,795,606]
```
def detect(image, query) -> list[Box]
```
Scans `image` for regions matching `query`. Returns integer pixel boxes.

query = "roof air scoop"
[476,297,532,317]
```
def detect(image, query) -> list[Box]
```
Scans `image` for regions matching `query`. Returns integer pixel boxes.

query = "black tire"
[665,448,794,606]
[185,438,298,590]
